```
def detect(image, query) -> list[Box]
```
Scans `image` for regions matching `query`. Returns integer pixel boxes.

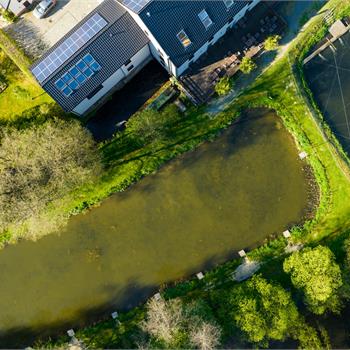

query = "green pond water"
[0,109,311,346]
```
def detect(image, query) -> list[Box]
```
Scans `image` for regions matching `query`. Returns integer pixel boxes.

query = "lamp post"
[5,0,11,11]
[31,91,46,100]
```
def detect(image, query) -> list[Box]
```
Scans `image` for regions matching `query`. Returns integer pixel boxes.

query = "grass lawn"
[0,50,53,122]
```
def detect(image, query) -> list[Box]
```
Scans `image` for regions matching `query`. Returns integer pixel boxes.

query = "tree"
[239,56,257,74]
[283,246,343,314]
[214,76,233,96]
[264,35,281,51]
[223,275,302,347]
[190,322,221,350]
[0,119,101,233]
[126,105,180,144]
[142,298,184,347]
[142,297,221,349]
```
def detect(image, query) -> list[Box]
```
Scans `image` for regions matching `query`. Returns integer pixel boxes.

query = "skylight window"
[177,30,191,48]
[31,13,107,83]
[55,53,101,98]
[198,10,213,29]
[223,0,234,9]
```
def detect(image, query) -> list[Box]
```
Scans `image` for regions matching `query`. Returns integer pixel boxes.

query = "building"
[30,0,151,116]
[31,0,261,116]
[0,0,36,17]
[118,0,260,77]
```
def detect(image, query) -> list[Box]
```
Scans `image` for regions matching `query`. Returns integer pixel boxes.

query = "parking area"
[4,0,101,58]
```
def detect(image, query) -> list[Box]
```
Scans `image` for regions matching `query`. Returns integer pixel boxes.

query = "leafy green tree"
[239,57,257,74]
[224,275,302,347]
[264,35,281,51]
[0,119,101,233]
[283,246,343,314]
[214,76,233,96]
[292,323,323,349]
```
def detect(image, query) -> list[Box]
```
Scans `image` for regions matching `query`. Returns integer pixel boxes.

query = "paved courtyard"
[4,0,101,59]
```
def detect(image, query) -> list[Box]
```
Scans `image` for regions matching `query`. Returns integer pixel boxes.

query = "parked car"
[33,0,56,19]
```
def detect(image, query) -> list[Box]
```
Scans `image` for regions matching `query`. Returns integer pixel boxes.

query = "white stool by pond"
[111,311,119,319]
[283,230,291,238]
[196,272,204,280]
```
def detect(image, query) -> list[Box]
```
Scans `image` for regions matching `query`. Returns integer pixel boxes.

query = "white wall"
[73,45,151,115]
[123,9,173,74]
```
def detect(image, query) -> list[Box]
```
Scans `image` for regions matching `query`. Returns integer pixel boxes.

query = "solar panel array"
[55,54,102,97]
[32,13,108,83]
[122,0,152,13]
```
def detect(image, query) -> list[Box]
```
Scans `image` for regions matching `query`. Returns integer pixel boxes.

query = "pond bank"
[0,108,312,347]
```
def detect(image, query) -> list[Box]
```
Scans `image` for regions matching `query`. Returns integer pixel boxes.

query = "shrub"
[1,10,15,23]
[13,86,30,100]
[214,76,233,96]
[239,56,257,74]
[264,35,281,51]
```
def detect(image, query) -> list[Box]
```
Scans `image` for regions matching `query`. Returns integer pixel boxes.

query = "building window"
[127,65,134,72]
[177,30,191,48]
[87,84,103,99]
[198,10,213,29]
[223,0,234,9]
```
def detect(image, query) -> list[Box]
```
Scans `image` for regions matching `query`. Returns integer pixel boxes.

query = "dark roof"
[138,0,248,67]
[120,0,152,14]
[31,0,149,112]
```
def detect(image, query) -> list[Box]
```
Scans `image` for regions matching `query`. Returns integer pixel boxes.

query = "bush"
[1,10,15,23]
[264,35,281,51]
[214,76,233,96]
[239,56,257,74]
[13,86,30,100]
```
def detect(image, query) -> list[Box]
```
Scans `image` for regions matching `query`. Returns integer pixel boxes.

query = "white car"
[33,0,57,19]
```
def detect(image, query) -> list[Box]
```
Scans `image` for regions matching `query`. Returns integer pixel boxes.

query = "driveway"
[4,0,101,59]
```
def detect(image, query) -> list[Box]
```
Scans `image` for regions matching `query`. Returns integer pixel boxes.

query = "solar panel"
[122,0,152,14]
[55,53,101,98]
[32,13,108,83]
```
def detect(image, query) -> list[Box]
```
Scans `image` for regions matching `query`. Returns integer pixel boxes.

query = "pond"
[304,31,350,156]
[0,109,313,347]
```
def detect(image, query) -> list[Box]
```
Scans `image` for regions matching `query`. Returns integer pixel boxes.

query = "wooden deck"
[180,2,286,104]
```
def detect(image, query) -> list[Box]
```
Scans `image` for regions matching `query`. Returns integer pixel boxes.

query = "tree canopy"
[126,105,180,144]
[214,76,233,96]
[283,246,343,314]
[0,119,101,233]
[264,35,281,51]
[223,275,301,347]
[239,57,257,74]
[142,297,221,349]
